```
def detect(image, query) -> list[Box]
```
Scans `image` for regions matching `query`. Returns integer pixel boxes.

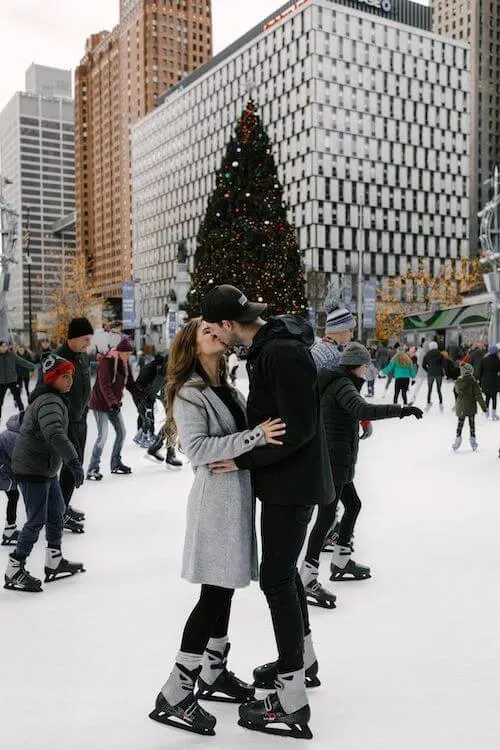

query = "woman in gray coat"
[149,318,286,737]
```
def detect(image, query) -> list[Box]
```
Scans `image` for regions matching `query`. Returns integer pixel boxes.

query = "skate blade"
[166,463,183,471]
[1,538,18,546]
[330,572,371,582]
[44,567,86,583]
[149,710,215,736]
[238,718,313,740]
[196,689,255,704]
[306,596,336,609]
[4,581,42,593]
[144,454,164,464]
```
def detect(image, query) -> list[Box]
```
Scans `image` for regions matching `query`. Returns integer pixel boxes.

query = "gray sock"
[200,636,228,686]
[277,669,308,714]
[332,543,351,570]
[161,650,201,706]
[300,560,318,589]
[303,633,316,671]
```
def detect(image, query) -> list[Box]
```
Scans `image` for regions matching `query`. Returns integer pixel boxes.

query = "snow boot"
[239,669,312,740]
[4,554,42,592]
[196,640,255,704]
[470,436,478,451]
[253,634,320,690]
[452,436,462,451]
[330,544,371,581]
[300,560,336,609]
[111,463,132,475]
[63,514,85,534]
[166,446,182,469]
[44,548,85,583]
[150,663,216,736]
[66,505,85,522]
[1,524,19,546]
[86,468,103,481]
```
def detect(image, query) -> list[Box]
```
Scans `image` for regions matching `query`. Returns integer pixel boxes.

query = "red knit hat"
[42,354,75,384]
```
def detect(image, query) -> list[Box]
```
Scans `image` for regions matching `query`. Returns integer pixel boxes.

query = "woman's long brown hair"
[164,318,229,444]
[396,350,412,367]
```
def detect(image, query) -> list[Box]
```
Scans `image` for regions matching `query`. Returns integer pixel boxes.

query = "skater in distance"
[204,284,334,741]
[0,414,23,546]
[300,342,423,602]
[4,355,85,593]
[149,318,286,737]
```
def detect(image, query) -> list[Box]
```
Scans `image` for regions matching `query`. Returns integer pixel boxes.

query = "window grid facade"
[131,0,469,320]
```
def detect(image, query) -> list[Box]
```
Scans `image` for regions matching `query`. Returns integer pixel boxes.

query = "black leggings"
[180,585,234,654]
[485,392,497,411]
[427,375,443,404]
[18,376,30,398]
[305,482,362,565]
[457,416,476,437]
[394,378,410,404]
[5,489,19,525]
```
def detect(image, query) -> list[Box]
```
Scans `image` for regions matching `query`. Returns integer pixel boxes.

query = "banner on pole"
[168,311,178,345]
[122,281,135,329]
[363,281,377,329]
[343,275,352,308]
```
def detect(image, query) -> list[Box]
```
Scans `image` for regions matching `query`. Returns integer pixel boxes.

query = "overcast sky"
[0,0,429,112]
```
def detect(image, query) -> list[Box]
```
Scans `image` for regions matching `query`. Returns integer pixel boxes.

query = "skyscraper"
[432,0,500,254]
[75,0,213,308]
[0,64,75,338]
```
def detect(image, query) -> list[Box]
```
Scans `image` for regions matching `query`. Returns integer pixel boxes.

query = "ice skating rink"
[1,376,499,749]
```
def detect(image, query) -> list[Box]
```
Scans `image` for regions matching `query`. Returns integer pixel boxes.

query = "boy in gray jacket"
[4,355,85,593]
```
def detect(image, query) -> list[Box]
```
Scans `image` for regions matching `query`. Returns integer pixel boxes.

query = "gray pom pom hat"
[323,287,356,334]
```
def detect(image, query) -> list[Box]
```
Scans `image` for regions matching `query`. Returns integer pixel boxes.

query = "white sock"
[332,544,351,570]
[200,636,229,686]
[161,650,202,706]
[303,632,316,671]
[277,669,308,714]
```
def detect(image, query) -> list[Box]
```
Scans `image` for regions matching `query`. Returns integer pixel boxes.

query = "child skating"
[453,363,487,452]
[4,355,85,592]
[0,414,23,545]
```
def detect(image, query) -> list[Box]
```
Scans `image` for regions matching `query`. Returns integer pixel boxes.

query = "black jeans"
[17,376,30,399]
[457,416,475,437]
[5,488,19,525]
[305,482,361,564]
[0,382,24,417]
[180,585,234,654]
[485,392,497,411]
[16,478,65,558]
[394,378,410,404]
[260,503,313,674]
[60,421,87,508]
[427,375,443,404]
[367,380,375,396]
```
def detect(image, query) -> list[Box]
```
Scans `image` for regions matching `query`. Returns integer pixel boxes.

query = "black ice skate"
[86,469,103,481]
[252,660,320,690]
[196,643,255,704]
[238,692,312,740]
[44,549,85,582]
[63,514,85,534]
[166,447,182,469]
[66,505,85,522]
[1,524,19,546]
[4,555,42,592]
[330,559,371,581]
[149,664,216,737]
[145,447,164,463]
[111,463,132,475]
[300,561,336,610]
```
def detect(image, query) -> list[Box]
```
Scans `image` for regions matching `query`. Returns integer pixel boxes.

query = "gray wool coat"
[173,378,265,589]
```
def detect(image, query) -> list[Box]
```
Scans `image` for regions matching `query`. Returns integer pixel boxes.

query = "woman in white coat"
[149,318,286,737]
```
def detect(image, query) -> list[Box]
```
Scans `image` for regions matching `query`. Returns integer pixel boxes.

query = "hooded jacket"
[0,414,22,490]
[454,374,486,418]
[56,342,91,423]
[423,347,444,377]
[234,316,334,506]
[12,384,78,480]
[319,367,402,485]
[478,353,500,395]
[89,349,143,412]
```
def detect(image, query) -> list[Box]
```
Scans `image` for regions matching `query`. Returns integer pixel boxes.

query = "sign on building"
[122,281,135,330]
[363,281,377,329]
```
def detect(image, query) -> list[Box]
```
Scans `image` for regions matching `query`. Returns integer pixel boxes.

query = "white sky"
[0,0,429,112]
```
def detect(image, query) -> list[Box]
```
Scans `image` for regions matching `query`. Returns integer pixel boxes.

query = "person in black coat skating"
[478,346,500,419]
[423,341,445,410]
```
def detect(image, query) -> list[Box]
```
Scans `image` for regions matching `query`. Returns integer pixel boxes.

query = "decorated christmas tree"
[188,100,307,317]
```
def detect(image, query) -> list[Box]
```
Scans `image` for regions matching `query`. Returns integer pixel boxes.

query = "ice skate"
[133,429,145,446]
[452,436,462,452]
[145,447,164,463]
[470,436,478,451]
[321,522,339,552]
[44,548,85,583]
[330,544,371,581]
[4,554,42,592]
[196,642,255,704]
[300,561,336,609]
[439,403,444,413]
[166,446,182,469]
[111,463,132,475]
[425,402,432,412]
[239,670,312,740]
[252,659,320,690]
[493,411,499,422]
[149,664,216,736]
[86,468,103,481]
[66,505,85,522]
[1,524,19,546]
[63,514,85,534]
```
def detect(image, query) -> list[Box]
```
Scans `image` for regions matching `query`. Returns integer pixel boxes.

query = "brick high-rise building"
[432,0,500,255]
[75,0,213,305]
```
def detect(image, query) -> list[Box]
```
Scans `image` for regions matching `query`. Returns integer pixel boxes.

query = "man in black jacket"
[202,284,333,740]
[422,341,445,411]
[57,318,94,532]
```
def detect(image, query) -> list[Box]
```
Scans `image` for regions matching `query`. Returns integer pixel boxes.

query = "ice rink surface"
[1,375,499,749]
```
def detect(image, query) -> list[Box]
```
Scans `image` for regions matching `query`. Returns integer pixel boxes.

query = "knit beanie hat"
[429,341,438,350]
[341,342,372,367]
[67,317,94,340]
[43,354,75,384]
[460,363,474,377]
[488,345,498,355]
[324,287,356,334]
[116,336,134,353]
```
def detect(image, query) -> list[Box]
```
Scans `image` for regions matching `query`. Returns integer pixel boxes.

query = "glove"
[400,406,424,420]
[67,459,84,488]
[359,422,373,440]
[110,403,121,413]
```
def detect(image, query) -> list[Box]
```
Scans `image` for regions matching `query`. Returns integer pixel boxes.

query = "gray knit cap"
[324,287,356,333]
[340,342,372,367]
[460,363,474,377]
